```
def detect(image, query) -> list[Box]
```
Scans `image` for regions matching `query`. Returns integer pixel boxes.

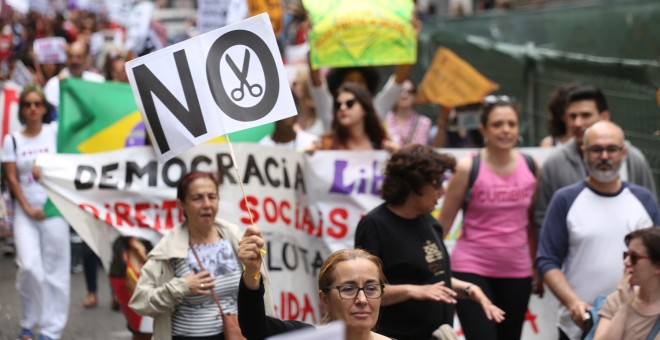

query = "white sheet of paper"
[266,320,345,340]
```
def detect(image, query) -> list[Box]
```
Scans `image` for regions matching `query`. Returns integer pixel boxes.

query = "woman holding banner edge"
[2,84,70,340]
[129,171,275,340]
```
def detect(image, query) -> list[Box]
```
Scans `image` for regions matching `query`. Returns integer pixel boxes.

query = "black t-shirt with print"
[355,203,453,340]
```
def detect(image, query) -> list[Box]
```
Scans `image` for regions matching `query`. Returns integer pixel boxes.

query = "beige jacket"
[129,217,275,340]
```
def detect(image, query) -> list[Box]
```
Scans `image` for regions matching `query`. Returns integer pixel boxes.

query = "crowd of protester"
[0,2,658,340]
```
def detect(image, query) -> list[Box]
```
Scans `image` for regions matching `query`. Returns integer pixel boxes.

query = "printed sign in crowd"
[303,0,417,69]
[126,13,295,162]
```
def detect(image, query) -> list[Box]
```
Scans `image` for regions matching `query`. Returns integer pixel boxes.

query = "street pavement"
[0,255,131,340]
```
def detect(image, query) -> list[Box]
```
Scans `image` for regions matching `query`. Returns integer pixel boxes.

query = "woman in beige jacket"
[129,171,274,340]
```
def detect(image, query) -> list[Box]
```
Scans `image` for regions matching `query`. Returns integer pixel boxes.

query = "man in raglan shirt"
[536,121,660,340]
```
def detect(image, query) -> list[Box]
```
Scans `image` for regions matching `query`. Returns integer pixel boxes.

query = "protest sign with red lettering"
[33,37,67,65]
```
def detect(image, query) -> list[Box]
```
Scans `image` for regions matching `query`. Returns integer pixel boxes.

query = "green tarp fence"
[411,29,660,197]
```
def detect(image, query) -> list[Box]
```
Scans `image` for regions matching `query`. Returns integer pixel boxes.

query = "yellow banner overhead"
[416,47,499,108]
[303,0,417,69]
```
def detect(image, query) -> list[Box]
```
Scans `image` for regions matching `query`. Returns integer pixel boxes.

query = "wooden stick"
[225,134,270,284]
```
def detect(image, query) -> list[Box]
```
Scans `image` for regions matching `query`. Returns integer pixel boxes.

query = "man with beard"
[534,85,656,229]
[536,121,660,340]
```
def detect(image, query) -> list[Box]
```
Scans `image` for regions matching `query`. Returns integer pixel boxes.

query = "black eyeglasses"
[404,88,416,95]
[586,145,624,156]
[325,283,384,300]
[22,101,44,108]
[334,98,357,111]
[623,251,650,265]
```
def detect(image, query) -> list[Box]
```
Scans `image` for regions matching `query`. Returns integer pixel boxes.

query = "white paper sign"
[125,13,296,162]
[33,37,67,65]
[197,0,248,34]
[267,321,345,340]
[6,0,29,13]
[124,1,153,55]
[105,0,134,26]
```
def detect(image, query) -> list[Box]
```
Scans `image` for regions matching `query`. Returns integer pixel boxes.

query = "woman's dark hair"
[480,95,520,126]
[381,144,456,206]
[18,84,53,124]
[326,67,380,96]
[625,227,660,265]
[176,171,223,202]
[332,83,387,148]
[547,83,579,137]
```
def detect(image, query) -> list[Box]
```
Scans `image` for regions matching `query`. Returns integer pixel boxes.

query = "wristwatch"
[465,284,474,297]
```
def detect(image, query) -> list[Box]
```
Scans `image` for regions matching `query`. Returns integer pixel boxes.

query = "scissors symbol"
[226,49,263,101]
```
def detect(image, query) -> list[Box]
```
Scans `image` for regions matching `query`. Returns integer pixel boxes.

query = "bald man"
[44,41,105,109]
[536,121,660,340]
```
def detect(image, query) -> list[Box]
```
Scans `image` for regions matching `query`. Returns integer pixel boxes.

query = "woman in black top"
[237,225,393,340]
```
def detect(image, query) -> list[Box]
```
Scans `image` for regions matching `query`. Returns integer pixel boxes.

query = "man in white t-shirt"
[259,115,318,152]
[44,41,105,110]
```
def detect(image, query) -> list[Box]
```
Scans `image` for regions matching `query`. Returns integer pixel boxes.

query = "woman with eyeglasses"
[355,144,504,340]
[314,83,396,152]
[2,84,70,340]
[438,96,540,340]
[237,226,392,340]
[594,227,660,340]
[383,79,431,147]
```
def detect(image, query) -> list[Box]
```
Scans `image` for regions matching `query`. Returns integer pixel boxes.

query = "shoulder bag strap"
[647,315,660,340]
[402,114,420,145]
[462,151,481,213]
[189,242,227,318]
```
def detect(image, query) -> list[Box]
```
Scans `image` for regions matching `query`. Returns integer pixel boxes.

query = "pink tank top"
[451,152,537,278]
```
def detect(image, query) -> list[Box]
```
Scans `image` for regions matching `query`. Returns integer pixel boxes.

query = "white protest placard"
[33,37,67,65]
[125,13,296,162]
[124,1,153,56]
[105,0,134,26]
[28,0,50,15]
[267,321,345,340]
[197,0,248,34]
[10,60,33,86]
[6,0,29,13]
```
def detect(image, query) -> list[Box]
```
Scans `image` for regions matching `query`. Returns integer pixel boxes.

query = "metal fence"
[411,30,660,196]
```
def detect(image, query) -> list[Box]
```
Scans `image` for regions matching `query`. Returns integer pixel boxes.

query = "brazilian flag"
[45,78,272,217]
[57,78,273,154]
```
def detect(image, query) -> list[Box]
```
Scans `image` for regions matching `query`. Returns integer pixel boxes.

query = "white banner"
[37,144,559,338]
[33,37,67,65]
[125,13,296,162]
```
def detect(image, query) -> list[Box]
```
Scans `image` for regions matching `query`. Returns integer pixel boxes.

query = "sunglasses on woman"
[22,101,44,108]
[334,98,357,111]
[623,251,650,265]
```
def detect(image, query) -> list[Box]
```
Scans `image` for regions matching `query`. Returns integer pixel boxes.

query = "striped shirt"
[171,239,241,337]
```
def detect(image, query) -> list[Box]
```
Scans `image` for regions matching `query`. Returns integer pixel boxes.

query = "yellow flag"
[416,47,499,108]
